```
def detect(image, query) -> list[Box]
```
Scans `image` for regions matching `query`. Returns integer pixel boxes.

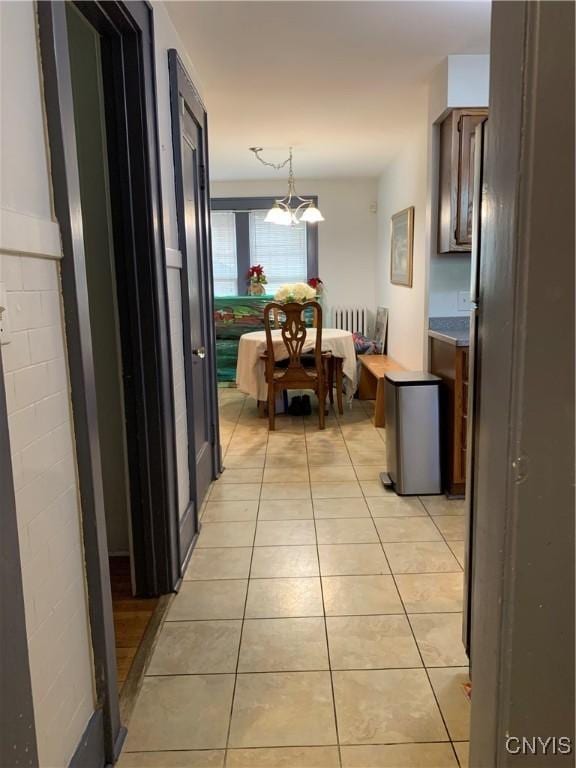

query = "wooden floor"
[109,556,158,686]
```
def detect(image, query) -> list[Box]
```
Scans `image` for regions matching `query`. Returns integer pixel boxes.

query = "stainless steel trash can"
[384,371,442,495]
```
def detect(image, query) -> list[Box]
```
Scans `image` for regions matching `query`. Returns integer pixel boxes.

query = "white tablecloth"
[236,328,357,401]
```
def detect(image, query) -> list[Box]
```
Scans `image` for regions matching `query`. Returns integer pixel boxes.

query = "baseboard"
[178,528,199,587]
[179,500,198,565]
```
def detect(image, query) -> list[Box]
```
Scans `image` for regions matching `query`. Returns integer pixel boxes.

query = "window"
[249,211,307,293]
[211,210,238,296]
[210,197,319,296]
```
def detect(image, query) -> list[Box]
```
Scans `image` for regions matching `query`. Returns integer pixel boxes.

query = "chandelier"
[249,146,325,226]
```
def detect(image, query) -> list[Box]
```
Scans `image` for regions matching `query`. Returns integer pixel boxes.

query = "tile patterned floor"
[120,390,470,768]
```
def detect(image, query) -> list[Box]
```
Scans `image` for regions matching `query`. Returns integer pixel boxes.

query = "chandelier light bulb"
[300,206,325,223]
[264,207,293,226]
[264,206,287,225]
[282,211,296,225]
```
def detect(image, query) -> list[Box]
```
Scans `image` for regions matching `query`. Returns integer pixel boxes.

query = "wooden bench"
[358,354,405,427]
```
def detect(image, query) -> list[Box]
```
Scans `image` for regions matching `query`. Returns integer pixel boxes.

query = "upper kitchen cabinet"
[438,108,488,252]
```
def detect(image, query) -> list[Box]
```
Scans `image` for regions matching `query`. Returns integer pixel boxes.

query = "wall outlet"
[457,291,471,312]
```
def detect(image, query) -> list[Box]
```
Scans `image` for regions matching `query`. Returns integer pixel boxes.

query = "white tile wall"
[1,252,95,767]
[166,264,191,520]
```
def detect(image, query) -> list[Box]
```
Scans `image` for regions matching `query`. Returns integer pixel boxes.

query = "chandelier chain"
[249,146,293,171]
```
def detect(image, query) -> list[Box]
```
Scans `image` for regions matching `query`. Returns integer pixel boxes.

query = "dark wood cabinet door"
[438,108,488,253]
[429,337,469,496]
[438,112,454,254]
[456,114,486,246]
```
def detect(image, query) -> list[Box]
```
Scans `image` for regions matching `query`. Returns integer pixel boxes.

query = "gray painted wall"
[67,6,130,554]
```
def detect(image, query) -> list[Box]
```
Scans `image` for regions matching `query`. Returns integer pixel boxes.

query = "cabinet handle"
[193,347,206,359]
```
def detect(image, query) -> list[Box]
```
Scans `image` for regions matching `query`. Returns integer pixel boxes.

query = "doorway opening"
[65,2,159,689]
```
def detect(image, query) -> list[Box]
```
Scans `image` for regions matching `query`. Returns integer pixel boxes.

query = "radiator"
[332,306,369,336]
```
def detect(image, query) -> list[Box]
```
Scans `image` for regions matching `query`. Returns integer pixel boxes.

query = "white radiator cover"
[332,306,370,336]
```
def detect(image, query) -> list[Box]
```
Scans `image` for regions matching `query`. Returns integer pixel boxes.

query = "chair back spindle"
[264,302,323,379]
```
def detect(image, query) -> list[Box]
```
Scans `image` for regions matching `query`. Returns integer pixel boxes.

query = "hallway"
[120,391,470,767]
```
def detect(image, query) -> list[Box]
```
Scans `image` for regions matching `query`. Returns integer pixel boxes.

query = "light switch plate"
[457,291,471,312]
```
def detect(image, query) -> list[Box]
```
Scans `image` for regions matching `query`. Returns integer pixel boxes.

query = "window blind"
[210,211,238,295]
[249,210,308,293]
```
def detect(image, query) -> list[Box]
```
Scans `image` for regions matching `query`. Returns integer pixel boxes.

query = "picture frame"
[390,206,414,287]
[374,306,389,354]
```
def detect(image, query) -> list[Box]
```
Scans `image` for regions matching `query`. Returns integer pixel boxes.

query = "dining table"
[235,327,357,402]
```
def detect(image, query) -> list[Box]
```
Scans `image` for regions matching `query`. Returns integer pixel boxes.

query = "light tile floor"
[120,390,470,768]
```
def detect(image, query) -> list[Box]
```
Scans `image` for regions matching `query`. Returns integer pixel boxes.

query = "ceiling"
[166,1,491,180]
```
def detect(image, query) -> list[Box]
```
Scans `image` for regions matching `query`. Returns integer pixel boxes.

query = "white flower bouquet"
[274,282,317,302]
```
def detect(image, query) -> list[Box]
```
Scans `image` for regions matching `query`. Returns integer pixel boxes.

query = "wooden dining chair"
[262,301,327,430]
[326,356,344,415]
[272,305,319,329]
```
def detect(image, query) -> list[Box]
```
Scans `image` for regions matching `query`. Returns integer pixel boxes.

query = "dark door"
[469,2,574,763]
[182,110,213,514]
[169,51,222,568]
[463,118,487,657]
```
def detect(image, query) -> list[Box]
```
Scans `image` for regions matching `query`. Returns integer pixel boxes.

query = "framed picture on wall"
[390,206,414,287]
[374,306,389,354]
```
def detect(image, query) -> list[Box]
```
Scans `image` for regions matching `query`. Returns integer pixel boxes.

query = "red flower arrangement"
[307,277,324,294]
[247,265,267,284]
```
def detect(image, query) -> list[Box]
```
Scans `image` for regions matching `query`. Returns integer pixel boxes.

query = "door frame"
[168,49,222,566]
[37,1,180,761]
[469,1,575,764]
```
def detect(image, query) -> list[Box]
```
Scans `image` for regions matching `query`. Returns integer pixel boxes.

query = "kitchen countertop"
[428,317,470,347]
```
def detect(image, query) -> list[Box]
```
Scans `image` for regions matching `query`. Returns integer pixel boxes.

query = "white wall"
[211,178,379,324]
[428,255,471,316]
[429,54,490,121]
[0,3,95,766]
[152,1,207,253]
[446,54,490,109]
[375,112,429,370]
